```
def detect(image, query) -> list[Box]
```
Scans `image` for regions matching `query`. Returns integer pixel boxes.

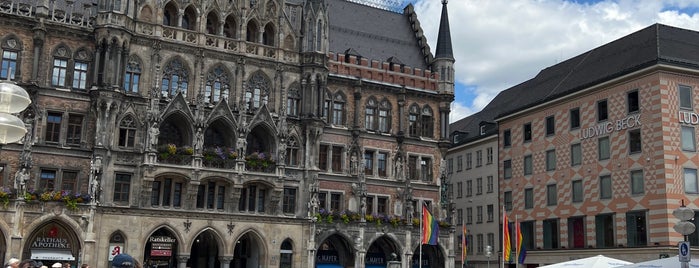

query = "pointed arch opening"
[161,58,189,98]
[412,245,444,268]
[279,239,293,268]
[233,231,267,268]
[202,118,236,169]
[246,20,259,42]
[144,227,180,268]
[22,220,81,265]
[188,229,221,268]
[163,2,178,26]
[316,234,354,268]
[244,72,270,111]
[263,23,275,46]
[139,5,154,22]
[124,55,142,93]
[206,11,220,35]
[205,65,231,103]
[285,135,300,167]
[157,113,193,165]
[245,124,276,172]
[108,231,127,260]
[117,114,137,148]
[224,15,237,38]
[366,236,401,268]
[182,5,197,30]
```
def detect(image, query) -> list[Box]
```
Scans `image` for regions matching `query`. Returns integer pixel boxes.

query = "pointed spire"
[435,0,454,60]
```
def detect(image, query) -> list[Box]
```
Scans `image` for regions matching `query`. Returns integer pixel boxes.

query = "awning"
[30,249,75,261]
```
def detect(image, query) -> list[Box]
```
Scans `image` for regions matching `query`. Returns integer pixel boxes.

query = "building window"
[465,153,473,170]
[420,106,434,137]
[151,178,183,207]
[628,129,642,154]
[287,93,300,117]
[66,114,83,146]
[476,206,483,223]
[466,180,472,197]
[113,173,131,203]
[504,191,512,211]
[1,50,17,80]
[39,170,56,191]
[571,143,582,166]
[286,137,299,166]
[545,115,555,136]
[523,155,532,175]
[626,211,647,247]
[476,177,483,195]
[239,184,269,213]
[627,90,639,113]
[408,156,418,180]
[600,175,612,199]
[598,136,610,160]
[487,233,495,252]
[680,85,693,110]
[332,146,343,173]
[486,176,493,193]
[409,105,419,137]
[364,150,374,176]
[456,182,463,198]
[319,144,329,171]
[503,160,512,179]
[61,171,77,192]
[282,188,297,214]
[124,60,141,93]
[365,98,377,131]
[572,180,583,203]
[546,149,556,171]
[332,94,346,125]
[523,123,532,142]
[378,99,391,133]
[377,152,387,177]
[466,207,472,224]
[476,234,483,254]
[524,188,533,209]
[631,170,644,195]
[503,129,511,147]
[196,181,225,210]
[486,147,493,164]
[487,204,494,222]
[447,158,453,174]
[596,213,615,248]
[161,59,189,98]
[682,126,696,151]
[598,99,608,121]
[568,216,586,249]
[330,192,342,211]
[570,108,580,129]
[685,168,698,194]
[542,218,559,249]
[476,150,482,167]
[45,112,62,143]
[205,66,230,103]
[118,116,137,148]
[456,155,463,171]
[420,158,432,181]
[457,208,463,225]
[52,58,68,87]
[72,61,88,89]
[546,184,557,206]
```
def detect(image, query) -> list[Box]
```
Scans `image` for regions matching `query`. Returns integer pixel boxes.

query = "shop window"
[685,168,698,194]
[628,129,642,154]
[545,115,555,136]
[572,180,583,203]
[571,143,582,166]
[523,155,532,175]
[504,191,512,211]
[546,184,557,206]
[503,159,512,179]
[570,108,580,129]
[600,175,612,199]
[626,211,648,247]
[523,122,532,142]
[151,178,183,208]
[542,218,559,249]
[682,126,696,151]
[113,173,131,203]
[680,85,693,110]
[568,216,585,249]
[596,213,615,248]
[503,129,511,147]
[631,170,644,195]
[598,99,608,121]
[546,149,556,171]
[282,188,296,214]
[524,188,533,209]
[598,136,610,160]
[627,90,639,113]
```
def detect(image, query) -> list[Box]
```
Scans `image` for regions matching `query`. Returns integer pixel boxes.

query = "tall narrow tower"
[433,0,455,94]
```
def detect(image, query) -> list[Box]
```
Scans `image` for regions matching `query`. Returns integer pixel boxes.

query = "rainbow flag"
[462,225,468,264]
[421,204,439,245]
[503,210,511,263]
[517,221,526,264]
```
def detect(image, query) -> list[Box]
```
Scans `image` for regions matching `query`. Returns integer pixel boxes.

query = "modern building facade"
[447,113,499,268]
[494,24,699,266]
[0,0,456,268]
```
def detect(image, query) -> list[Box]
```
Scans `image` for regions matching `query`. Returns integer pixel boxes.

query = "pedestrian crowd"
[4,253,137,268]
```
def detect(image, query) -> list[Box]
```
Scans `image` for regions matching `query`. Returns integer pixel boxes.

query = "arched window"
[205,66,230,103]
[1,36,21,80]
[151,177,186,208]
[161,59,189,98]
[287,89,300,117]
[224,15,236,38]
[163,2,177,26]
[182,6,197,30]
[246,21,258,42]
[124,58,141,93]
[365,97,377,131]
[118,115,136,148]
[280,239,293,268]
[332,93,346,126]
[245,72,270,110]
[72,48,92,90]
[206,12,220,35]
[239,183,269,213]
[421,105,434,138]
[378,99,391,133]
[51,45,71,87]
[196,180,227,210]
[286,137,299,166]
[263,23,275,46]
[408,104,420,137]
[322,90,331,120]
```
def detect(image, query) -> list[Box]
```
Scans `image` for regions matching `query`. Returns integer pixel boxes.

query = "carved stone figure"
[194,128,204,154]
[14,168,28,197]
[148,123,160,150]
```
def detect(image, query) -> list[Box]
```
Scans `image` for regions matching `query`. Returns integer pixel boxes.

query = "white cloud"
[449,101,473,123]
[412,0,699,122]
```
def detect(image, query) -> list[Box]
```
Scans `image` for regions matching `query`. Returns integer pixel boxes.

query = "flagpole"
[515,215,519,268]
[502,206,505,268]
[420,201,424,268]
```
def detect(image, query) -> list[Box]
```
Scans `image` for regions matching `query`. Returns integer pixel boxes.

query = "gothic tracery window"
[161,59,189,98]
[124,58,141,93]
[287,89,300,117]
[421,105,434,138]
[378,99,391,133]
[118,115,136,148]
[286,137,299,166]
[332,93,346,126]
[205,66,230,103]
[365,97,377,131]
[244,72,270,110]
[408,104,420,137]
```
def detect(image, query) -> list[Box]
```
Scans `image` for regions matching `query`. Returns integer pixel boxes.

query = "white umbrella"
[618,256,699,268]
[540,255,633,268]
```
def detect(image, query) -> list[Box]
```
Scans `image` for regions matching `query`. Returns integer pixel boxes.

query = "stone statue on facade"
[194,128,204,155]
[14,168,28,197]
[148,122,160,151]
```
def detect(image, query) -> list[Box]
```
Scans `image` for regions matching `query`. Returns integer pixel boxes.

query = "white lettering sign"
[679,111,699,125]
[580,114,641,140]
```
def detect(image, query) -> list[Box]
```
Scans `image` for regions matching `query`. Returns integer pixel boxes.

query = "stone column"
[219,256,233,268]
[177,255,189,268]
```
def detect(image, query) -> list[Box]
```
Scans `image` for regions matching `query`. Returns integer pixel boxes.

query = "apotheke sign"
[580,114,641,140]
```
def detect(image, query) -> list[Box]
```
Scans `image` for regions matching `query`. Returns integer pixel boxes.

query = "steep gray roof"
[495,23,699,120]
[434,0,453,60]
[326,0,429,69]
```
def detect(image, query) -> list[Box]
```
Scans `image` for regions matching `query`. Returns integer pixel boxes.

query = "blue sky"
[383,0,699,122]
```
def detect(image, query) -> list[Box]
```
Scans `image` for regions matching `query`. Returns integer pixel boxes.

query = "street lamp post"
[674,200,696,268]
[0,82,31,146]
[485,245,492,268]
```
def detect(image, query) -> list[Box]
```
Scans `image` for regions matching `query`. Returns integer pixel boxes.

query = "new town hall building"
[450,24,699,267]
[0,0,456,267]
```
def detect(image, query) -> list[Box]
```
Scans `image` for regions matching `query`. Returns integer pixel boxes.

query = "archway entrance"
[23,220,80,267]
[366,236,401,268]
[187,230,220,268]
[144,228,179,268]
[411,245,443,268]
[233,232,265,268]
[315,234,354,268]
